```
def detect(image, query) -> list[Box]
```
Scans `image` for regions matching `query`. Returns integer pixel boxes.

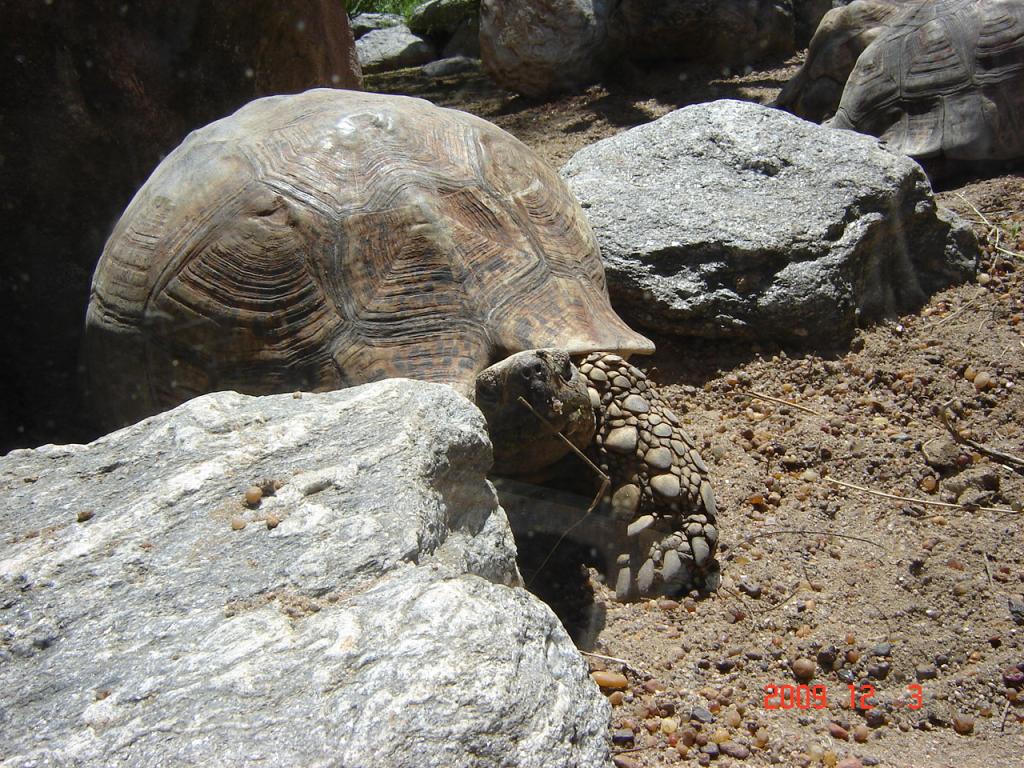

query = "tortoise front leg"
[578,352,721,601]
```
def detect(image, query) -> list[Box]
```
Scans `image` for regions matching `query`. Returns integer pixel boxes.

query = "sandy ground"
[366,56,1024,768]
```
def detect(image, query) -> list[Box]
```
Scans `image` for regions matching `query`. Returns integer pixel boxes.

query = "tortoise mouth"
[476,349,596,477]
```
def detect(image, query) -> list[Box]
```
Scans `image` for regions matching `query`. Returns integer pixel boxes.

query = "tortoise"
[84,88,720,601]
[777,0,1024,175]
[776,0,907,122]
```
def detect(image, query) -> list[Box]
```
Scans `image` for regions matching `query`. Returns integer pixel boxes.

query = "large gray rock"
[356,24,437,73]
[0,381,610,767]
[480,0,612,98]
[609,0,795,64]
[562,99,977,345]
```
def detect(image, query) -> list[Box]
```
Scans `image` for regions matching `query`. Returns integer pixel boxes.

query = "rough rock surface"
[0,381,610,768]
[609,0,795,64]
[562,99,977,344]
[480,0,612,98]
[1,0,362,454]
[356,24,437,73]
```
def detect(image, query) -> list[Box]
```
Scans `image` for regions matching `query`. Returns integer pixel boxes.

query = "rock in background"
[1,0,362,453]
[480,0,612,98]
[356,24,437,73]
[350,11,406,38]
[609,0,795,65]
[562,99,977,345]
[0,381,610,768]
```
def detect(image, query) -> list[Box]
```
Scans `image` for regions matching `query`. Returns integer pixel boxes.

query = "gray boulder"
[356,24,437,73]
[409,0,479,40]
[0,381,610,767]
[562,99,976,345]
[609,0,795,64]
[480,0,612,98]
[349,11,405,39]
[423,55,480,78]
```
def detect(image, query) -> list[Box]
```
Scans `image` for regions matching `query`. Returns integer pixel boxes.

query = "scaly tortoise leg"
[578,352,721,601]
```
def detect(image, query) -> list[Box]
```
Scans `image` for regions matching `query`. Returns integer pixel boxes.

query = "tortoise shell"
[775,0,906,123]
[831,0,1024,165]
[85,88,653,427]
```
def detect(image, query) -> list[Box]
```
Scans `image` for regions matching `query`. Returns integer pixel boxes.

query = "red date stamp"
[763,683,924,710]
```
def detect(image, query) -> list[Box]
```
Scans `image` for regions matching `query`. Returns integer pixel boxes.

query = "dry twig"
[956,192,1024,260]
[939,408,1024,472]
[580,650,644,676]
[825,477,1014,515]
[924,294,982,328]
[742,527,883,549]
[738,389,824,417]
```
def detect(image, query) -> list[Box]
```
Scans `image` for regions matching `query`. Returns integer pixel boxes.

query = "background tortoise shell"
[85,88,653,427]
[831,0,1024,166]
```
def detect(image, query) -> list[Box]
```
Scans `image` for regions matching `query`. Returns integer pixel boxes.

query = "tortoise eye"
[476,378,498,404]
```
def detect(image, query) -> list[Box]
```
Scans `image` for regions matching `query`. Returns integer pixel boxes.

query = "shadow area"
[493,478,609,649]
[365,53,801,133]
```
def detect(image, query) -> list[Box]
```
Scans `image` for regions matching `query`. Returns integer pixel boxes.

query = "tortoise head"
[475,349,596,476]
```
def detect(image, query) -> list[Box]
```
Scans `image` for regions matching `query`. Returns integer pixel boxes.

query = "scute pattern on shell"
[831,0,1024,164]
[580,353,720,600]
[84,88,652,428]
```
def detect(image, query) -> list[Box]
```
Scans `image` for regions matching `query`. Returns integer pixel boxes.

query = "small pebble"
[865,710,887,728]
[244,486,263,506]
[867,662,890,680]
[837,759,863,768]
[265,514,280,529]
[230,515,246,530]
[611,728,635,745]
[828,723,849,740]
[1003,666,1024,688]
[691,706,715,724]
[952,714,974,735]
[719,741,751,759]
[792,657,816,681]
[852,724,870,743]
[661,717,679,734]
[612,757,639,768]
[608,691,625,706]
[76,510,94,523]
[591,670,628,690]
[916,665,938,680]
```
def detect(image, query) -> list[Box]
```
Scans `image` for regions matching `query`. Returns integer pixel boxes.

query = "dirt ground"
[367,57,1024,768]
